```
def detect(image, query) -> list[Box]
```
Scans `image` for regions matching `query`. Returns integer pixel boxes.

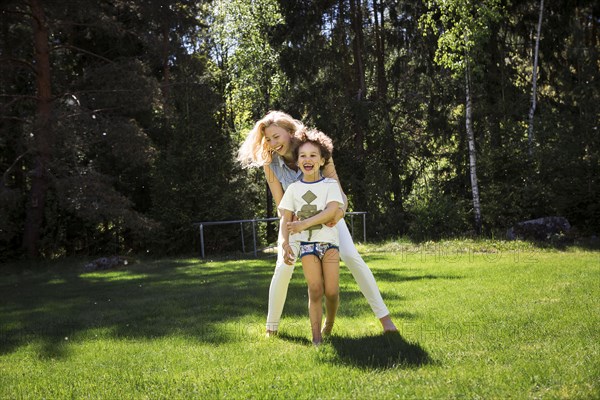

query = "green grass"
[1,240,599,399]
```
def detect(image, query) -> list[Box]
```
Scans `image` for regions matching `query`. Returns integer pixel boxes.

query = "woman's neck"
[281,139,299,168]
[281,151,297,170]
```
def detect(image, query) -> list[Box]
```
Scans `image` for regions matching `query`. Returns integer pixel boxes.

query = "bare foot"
[379,314,398,332]
[265,330,278,337]
[321,321,334,337]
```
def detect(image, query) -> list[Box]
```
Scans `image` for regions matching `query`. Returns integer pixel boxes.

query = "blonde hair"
[237,110,304,168]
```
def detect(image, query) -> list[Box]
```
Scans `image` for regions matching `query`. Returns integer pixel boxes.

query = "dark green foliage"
[407,191,471,242]
[1,0,598,261]
[0,0,249,259]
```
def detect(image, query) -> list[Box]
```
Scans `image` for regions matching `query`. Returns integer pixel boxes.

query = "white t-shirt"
[278,177,344,245]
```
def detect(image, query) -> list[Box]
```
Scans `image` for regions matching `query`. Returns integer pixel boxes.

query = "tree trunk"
[348,0,368,212]
[23,0,54,258]
[373,0,387,100]
[161,22,171,99]
[349,0,366,100]
[465,64,482,234]
[386,115,404,233]
[527,0,544,157]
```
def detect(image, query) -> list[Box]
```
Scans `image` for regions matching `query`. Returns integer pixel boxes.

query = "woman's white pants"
[265,218,390,331]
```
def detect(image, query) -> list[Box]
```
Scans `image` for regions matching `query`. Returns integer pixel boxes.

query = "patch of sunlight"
[174,258,203,264]
[214,319,266,341]
[46,278,67,285]
[75,326,118,341]
[80,272,150,281]
[3,320,23,330]
[144,279,202,288]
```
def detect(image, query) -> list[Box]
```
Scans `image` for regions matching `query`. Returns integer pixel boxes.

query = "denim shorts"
[299,242,339,260]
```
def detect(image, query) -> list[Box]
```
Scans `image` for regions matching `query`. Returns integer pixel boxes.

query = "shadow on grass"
[277,332,312,346]
[0,256,441,360]
[329,332,432,369]
[0,258,276,358]
[277,331,432,369]
[372,270,464,283]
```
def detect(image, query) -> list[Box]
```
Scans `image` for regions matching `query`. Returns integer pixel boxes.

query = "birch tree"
[527,0,544,157]
[421,0,502,234]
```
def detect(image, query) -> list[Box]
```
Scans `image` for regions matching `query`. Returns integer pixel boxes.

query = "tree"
[421,0,503,234]
[527,0,544,157]
[207,0,288,241]
[0,0,209,258]
[14,0,54,257]
[1,0,598,260]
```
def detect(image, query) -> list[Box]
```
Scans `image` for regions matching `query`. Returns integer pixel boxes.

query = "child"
[278,128,344,345]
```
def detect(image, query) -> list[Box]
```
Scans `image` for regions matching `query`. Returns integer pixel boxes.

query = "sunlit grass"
[1,242,599,399]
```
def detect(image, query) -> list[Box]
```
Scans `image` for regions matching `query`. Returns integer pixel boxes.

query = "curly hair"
[293,127,334,168]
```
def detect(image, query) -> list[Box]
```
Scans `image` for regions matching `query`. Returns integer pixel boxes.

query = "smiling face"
[264,125,294,159]
[297,141,325,181]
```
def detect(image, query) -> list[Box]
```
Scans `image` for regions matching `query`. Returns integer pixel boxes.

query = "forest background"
[0,0,598,260]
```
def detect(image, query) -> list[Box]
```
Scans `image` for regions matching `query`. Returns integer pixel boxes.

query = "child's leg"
[321,249,340,336]
[301,254,325,344]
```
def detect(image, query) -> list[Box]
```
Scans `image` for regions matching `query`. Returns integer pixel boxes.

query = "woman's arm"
[321,157,348,223]
[287,201,341,235]
[264,164,285,208]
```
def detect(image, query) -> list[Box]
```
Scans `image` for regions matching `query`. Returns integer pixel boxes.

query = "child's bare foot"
[321,321,334,337]
[265,329,278,337]
[311,331,323,346]
[380,314,398,333]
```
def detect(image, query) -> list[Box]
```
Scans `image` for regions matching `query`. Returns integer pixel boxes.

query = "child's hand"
[287,220,306,235]
[282,243,295,265]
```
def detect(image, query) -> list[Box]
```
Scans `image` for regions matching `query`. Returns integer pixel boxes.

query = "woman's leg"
[301,254,325,345]
[337,219,397,331]
[266,240,299,333]
[321,249,340,336]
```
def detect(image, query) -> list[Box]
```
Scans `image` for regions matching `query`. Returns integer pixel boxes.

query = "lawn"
[1,240,599,399]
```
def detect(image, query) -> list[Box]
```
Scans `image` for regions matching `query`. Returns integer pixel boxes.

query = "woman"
[237,110,397,336]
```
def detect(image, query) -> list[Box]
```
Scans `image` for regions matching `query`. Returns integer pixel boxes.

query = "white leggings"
[266,218,390,331]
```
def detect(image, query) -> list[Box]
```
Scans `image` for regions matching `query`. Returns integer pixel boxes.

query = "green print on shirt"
[297,190,322,241]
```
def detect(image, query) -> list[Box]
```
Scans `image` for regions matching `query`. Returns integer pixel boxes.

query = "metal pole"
[362,213,366,243]
[240,222,245,253]
[252,220,257,257]
[200,224,205,259]
[350,214,355,238]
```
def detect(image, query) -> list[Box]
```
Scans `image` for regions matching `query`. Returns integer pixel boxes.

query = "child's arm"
[287,201,341,235]
[279,209,295,265]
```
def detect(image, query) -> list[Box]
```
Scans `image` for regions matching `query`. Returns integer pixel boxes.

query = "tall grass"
[1,240,598,399]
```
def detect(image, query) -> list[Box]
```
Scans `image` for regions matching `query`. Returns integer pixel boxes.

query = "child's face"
[297,142,325,179]
[264,125,293,156]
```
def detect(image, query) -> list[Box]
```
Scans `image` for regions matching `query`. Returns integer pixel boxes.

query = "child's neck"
[302,171,322,183]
